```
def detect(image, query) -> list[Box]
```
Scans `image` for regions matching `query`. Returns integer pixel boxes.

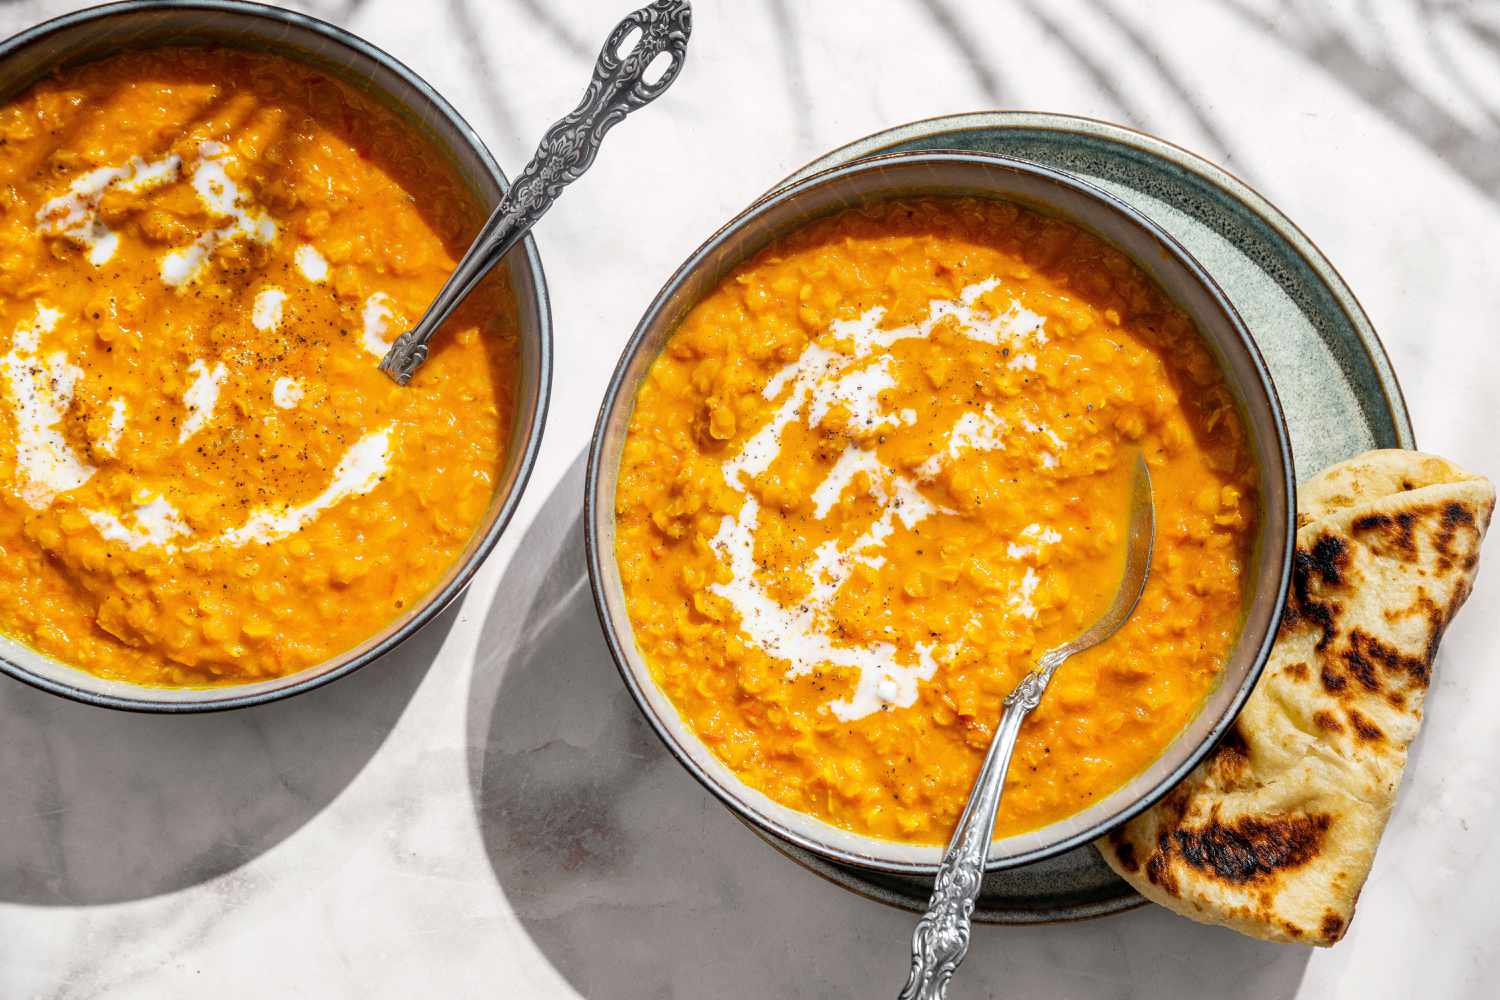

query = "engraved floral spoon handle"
[379,0,692,385]
[899,456,1154,1000]
[898,668,1046,1000]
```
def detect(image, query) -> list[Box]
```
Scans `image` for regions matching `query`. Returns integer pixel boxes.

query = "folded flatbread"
[1097,450,1493,945]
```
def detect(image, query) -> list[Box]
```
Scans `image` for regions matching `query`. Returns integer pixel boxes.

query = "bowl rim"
[0,0,553,713]
[585,148,1296,874]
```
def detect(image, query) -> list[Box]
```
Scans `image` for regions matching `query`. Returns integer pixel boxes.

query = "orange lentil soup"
[0,48,517,686]
[615,198,1256,843]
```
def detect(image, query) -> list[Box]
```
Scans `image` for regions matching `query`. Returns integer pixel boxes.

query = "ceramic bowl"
[586,150,1294,874]
[0,0,551,711]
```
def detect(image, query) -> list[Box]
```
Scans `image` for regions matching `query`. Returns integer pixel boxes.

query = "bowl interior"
[0,1,550,710]
[588,151,1293,874]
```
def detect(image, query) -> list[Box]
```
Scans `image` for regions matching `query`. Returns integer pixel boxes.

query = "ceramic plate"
[752,111,1414,924]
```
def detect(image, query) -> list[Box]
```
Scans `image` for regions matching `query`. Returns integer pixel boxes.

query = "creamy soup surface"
[615,198,1256,843]
[0,48,517,686]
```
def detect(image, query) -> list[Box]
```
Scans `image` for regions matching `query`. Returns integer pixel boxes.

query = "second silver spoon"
[379,0,692,384]
[899,454,1156,1000]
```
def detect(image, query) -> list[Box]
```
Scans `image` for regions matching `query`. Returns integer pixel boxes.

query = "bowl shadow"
[0,602,453,906]
[467,451,1316,998]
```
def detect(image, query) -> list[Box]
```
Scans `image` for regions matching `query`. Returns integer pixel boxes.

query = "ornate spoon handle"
[898,663,1056,1000]
[380,0,693,384]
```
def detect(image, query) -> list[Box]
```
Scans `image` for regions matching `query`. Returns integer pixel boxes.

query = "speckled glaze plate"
[752,112,1415,925]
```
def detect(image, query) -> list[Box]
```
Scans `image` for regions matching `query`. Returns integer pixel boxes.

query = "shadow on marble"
[0,601,453,906]
[467,452,1316,998]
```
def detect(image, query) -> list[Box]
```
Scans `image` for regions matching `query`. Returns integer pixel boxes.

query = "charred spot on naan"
[1146,831,1179,895]
[1137,806,1334,899]
[1207,723,1254,784]
[1314,625,1434,708]
[1220,723,1250,754]
[1383,590,1439,626]
[1107,829,1139,873]
[1346,628,1431,689]
[1304,534,1350,586]
[1351,509,1418,559]
[1173,809,1332,886]
[1345,709,1385,743]
[1434,499,1486,573]
[1282,533,1348,648]
[1124,726,1250,804]
[1313,710,1343,733]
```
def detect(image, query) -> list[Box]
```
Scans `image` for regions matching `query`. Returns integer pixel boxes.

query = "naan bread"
[1097,450,1493,945]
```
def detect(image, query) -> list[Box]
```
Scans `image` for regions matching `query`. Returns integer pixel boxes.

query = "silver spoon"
[899,455,1155,1000]
[379,0,692,385]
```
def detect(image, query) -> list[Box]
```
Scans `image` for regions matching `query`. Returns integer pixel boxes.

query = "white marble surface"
[1,1,1498,997]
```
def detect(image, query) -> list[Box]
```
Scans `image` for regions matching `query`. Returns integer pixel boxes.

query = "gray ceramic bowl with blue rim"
[0,0,552,712]
[586,149,1295,875]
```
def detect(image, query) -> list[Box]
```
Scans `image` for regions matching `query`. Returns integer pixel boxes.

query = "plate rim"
[749,824,1149,925]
